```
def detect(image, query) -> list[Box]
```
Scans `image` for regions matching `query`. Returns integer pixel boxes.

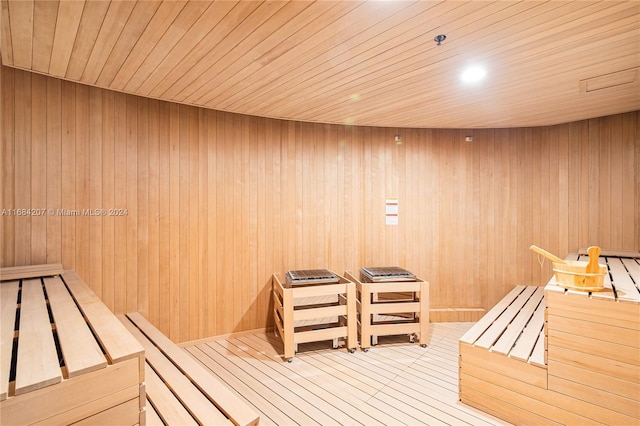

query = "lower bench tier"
[459,255,640,425]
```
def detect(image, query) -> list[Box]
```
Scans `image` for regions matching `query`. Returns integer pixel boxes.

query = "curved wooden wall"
[1,65,639,342]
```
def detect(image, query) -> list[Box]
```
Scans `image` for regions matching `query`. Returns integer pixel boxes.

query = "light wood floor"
[184,322,510,426]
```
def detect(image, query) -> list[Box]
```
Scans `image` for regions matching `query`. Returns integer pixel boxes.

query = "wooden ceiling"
[1,0,639,128]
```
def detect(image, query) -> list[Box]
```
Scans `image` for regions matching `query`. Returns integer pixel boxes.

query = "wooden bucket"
[552,260,607,291]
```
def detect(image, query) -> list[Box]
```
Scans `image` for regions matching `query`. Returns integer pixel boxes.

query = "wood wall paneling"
[1,66,638,342]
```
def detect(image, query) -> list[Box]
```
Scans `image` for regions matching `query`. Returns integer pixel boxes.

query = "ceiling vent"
[580,68,639,93]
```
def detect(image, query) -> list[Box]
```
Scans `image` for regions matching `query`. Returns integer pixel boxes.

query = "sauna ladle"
[529,245,567,264]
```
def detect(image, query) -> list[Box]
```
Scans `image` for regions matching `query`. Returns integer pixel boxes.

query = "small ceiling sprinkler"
[434,34,446,46]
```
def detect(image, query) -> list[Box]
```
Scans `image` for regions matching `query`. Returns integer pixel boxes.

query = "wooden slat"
[0,263,63,281]
[509,296,546,362]
[6,0,33,69]
[529,330,546,367]
[94,0,163,87]
[80,0,135,84]
[126,312,260,426]
[32,385,139,426]
[144,363,196,426]
[608,257,640,303]
[120,315,232,425]
[475,286,538,349]
[0,280,19,400]
[459,286,526,345]
[43,276,107,378]
[48,0,84,77]
[72,397,140,426]
[144,398,165,426]
[64,0,110,80]
[622,257,640,286]
[0,0,14,63]
[62,270,143,363]
[31,0,58,73]
[491,286,543,356]
[15,278,61,395]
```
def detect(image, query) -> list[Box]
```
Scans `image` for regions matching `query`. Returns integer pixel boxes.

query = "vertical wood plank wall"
[1,66,639,343]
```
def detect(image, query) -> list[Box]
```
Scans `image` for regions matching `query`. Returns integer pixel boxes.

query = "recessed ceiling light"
[461,66,486,84]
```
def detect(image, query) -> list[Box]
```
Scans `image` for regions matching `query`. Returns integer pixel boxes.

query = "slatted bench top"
[545,251,640,305]
[460,285,546,367]
[0,264,145,425]
[0,265,143,401]
[120,312,260,426]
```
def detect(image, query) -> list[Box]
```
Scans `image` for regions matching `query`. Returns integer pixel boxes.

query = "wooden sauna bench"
[120,312,260,426]
[459,252,640,425]
[0,264,145,425]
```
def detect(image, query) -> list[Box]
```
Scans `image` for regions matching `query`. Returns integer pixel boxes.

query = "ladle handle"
[586,246,601,273]
[529,245,566,264]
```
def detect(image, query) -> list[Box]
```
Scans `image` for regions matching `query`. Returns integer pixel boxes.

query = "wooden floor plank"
[244,333,403,425]
[186,323,509,426]
[230,335,370,425]
[191,343,314,425]
[214,338,341,425]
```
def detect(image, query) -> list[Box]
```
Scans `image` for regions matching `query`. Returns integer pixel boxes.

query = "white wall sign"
[385,198,398,225]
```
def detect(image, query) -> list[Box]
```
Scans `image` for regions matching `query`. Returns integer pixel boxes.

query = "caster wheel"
[287,358,293,363]
[350,348,356,354]
[421,344,427,348]
[363,348,369,352]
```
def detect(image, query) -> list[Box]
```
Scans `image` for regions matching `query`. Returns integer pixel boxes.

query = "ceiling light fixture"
[460,65,486,84]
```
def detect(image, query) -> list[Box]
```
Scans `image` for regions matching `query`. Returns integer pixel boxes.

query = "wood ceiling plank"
[139,0,248,98]
[65,0,110,80]
[31,0,58,73]
[66,1,109,81]
[122,0,210,93]
[272,0,522,119]
[48,0,85,77]
[288,2,633,126]
[201,0,446,110]
[196,1,356,109]
[153,0,313,101]
[225,0,476,115]
[270,1,589,120]
[1,0,14,64]
[202,1,383,110]
[7,0,33,69]
[314,36,638,126]
[109,0,187,91]
[376,48,640,128]
[159,1,286,101]
[5,0,640,128]
[96,0,162,87]
[172,3,310,99]
[290,2,635,126]
[81,0,135,84]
